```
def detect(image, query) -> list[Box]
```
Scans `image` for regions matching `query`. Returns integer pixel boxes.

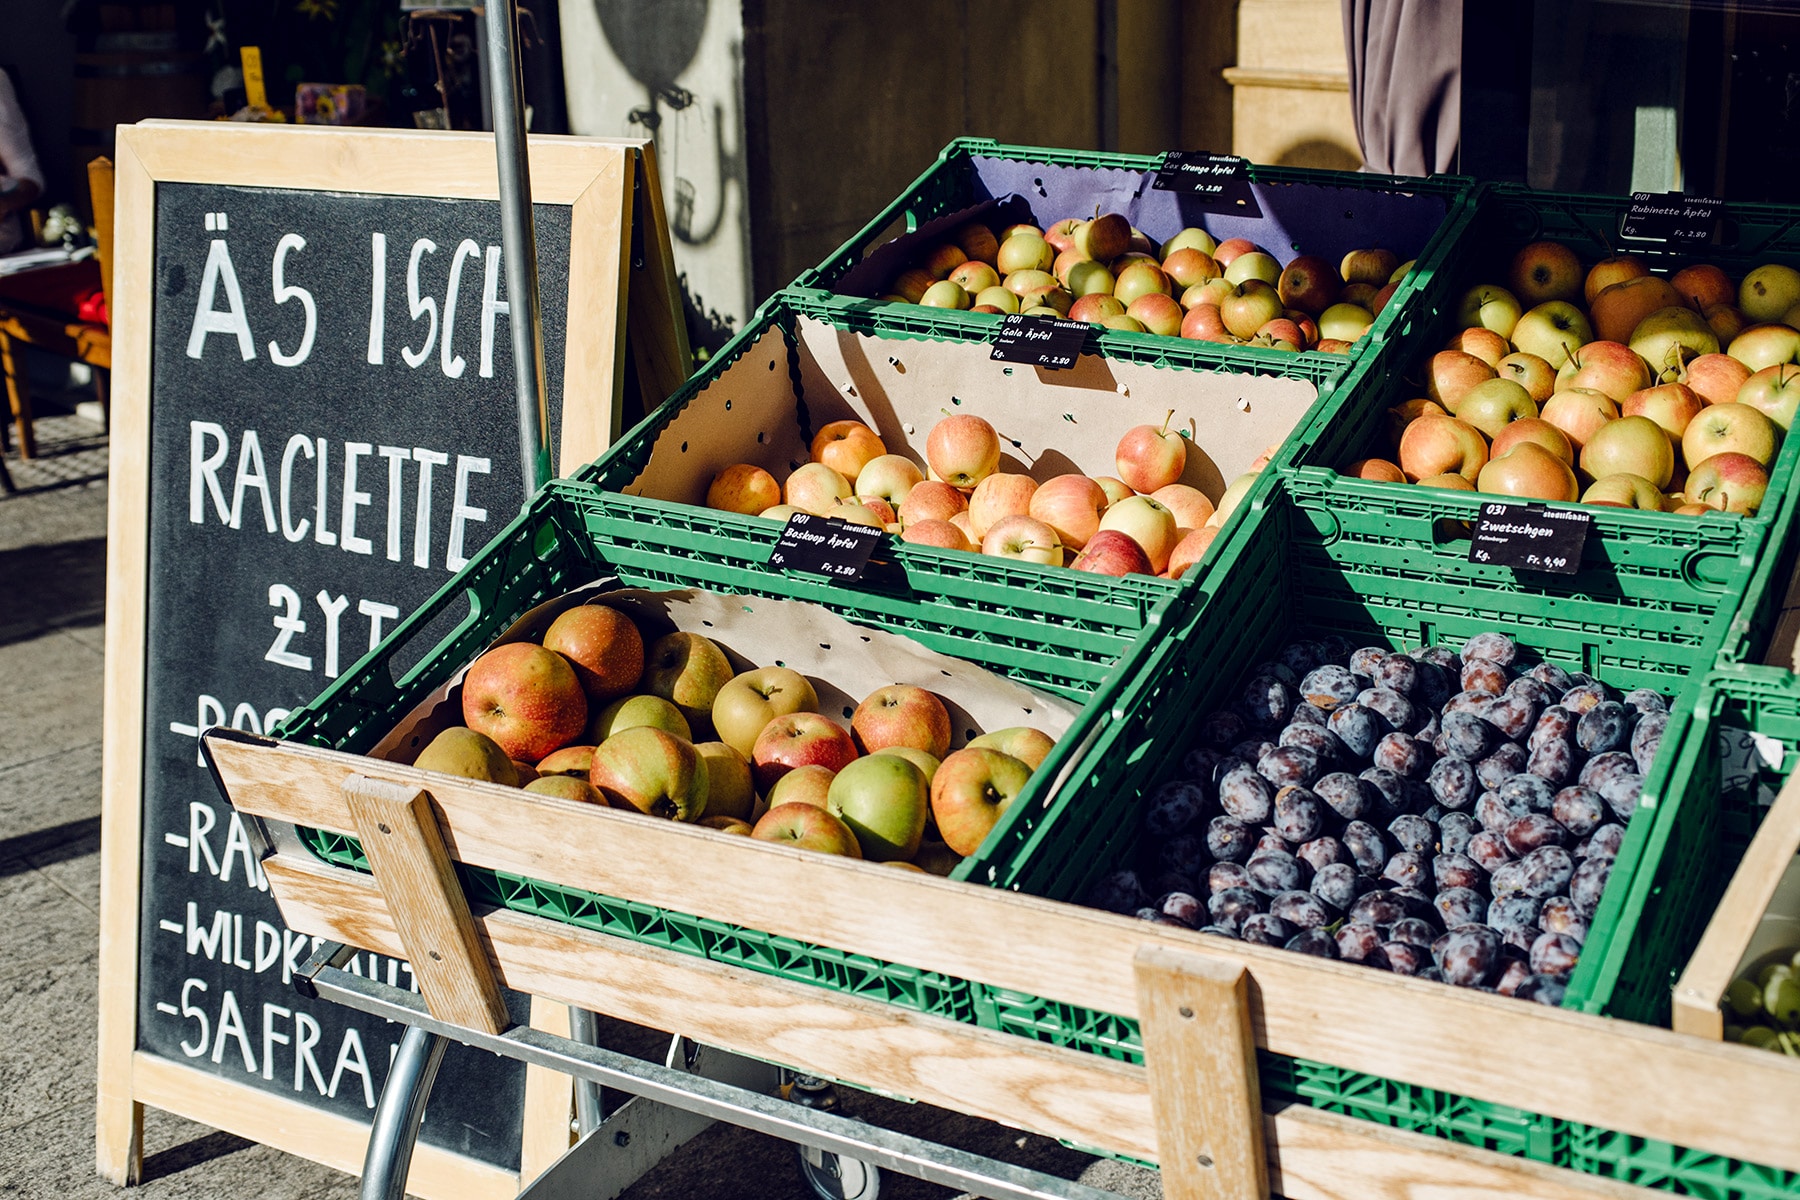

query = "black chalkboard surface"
[134,182,576,1169]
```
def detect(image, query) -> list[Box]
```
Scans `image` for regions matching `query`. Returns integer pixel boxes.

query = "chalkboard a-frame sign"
[95,121,689,1195]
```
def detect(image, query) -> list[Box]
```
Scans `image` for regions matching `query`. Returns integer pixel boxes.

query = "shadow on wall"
[1275,139,1364,172]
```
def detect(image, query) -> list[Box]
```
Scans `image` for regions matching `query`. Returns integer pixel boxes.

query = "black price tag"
[990,313,1088,370]
[1619,191,1723,246]
[1151,151,1263,216]
[1468,502,1592,575]
[767,512,882,581]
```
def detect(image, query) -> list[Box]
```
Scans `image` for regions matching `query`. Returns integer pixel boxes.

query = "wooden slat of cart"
[210,734,1800,1179]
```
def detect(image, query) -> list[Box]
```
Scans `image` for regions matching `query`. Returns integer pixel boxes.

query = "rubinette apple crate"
[789,138,1477,376]
[570,295,1343,698]
[1282,183,1800,671]
[958,472,1800,1197]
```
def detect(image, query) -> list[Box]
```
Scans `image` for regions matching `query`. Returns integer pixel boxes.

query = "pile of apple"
[872,212,1407,352]
[407,601,1057,868]
[706,410,1271,579]
[1352,241,1800,515]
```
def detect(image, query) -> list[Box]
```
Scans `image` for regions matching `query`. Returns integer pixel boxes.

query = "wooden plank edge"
[519,998,576,1184]
[262,853,1160,1163]
[132,1053,519,1199]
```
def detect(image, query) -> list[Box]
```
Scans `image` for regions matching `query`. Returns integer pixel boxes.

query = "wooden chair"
[0,156,114,461]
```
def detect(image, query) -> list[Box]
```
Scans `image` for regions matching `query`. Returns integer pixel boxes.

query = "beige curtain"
[1341,0,1462,176]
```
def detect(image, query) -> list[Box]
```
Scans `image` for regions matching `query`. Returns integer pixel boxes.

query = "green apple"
[1629,307,1720,379]
[711,666,820,757]
[871,745,941,785]
[1513,301,1593,370]
[826,754,930,862]
[590,694,691,743]
[589,726,709,821]
[1161,227,1217,258]
[642,632,734,733]
[1740,264,1800,324]
[524,775,604,804]
[1456,284,1522,340]
[414,727,518,786]
[1318,302,1374,342]
[966,726,1055,770]
[696,741,756,821]
[1456,378,1538,438]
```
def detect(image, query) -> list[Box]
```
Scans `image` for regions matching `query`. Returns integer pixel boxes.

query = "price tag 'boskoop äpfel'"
[767,512,882,581]
[1468,502,1592,575]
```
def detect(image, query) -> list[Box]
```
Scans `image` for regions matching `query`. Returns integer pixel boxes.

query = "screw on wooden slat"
[429,951,442,961]
[1197,1154,1214,1168]
[378,823,392,834]
[1179,1005,1194,1018]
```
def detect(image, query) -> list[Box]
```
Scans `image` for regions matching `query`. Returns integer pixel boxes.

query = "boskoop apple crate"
[565,293,1344,699]
[957,472,1800,1198]
[203,474,1800,1200]
[786,137,1479,379]
[1278,182,1800,669]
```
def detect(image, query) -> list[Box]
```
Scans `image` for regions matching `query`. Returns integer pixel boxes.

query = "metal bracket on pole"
[481,0,551,499]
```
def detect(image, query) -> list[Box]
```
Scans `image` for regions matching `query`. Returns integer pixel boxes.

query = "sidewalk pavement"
[0,405,1158,1200]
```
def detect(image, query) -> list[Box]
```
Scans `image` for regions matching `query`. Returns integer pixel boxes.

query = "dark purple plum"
[1271,890,1333,930]
[1461,658,1509,696]
[1206,815,1256,863]
[1311,862,1364,911]
[1337,923,1388,964]
[1415,711,1442,744]
[1384,941,1428,975]
[1435,887,1487,928]
[1218,764,1275,824]
[1428,756,1479,810]
[1411,659,1456,709]
[1208,886,1264,933]
[1255,830,1290,856]
[1530,705,1576,751]
[1623,688,1667,715]
[1159,892,1204,928]
[1279,640,1324,677]
[1439,811,1478,856]
[1273,786,1326,844]
[1433,853,1486,893]
[1498,772,1557,813]
[1135,907,1161,922]
[1150,871,1199,898]
[1297,836,1348,873]
[1582,823,1625,860]
[1507,676,1557,709]
[1416,645,1460,671]
[1442,690,1492,716]
[1361,767,1424,818]
[1434,925,1501,986]
[1246,849,1307,895]
[1516,973,1568,1005]
[1329,704,1386,759]
[1359,687,1418,733]
[1158,833,1209,879]
[1259,745,1323,789]
[1084,870,1148,914]
[1196,710,1248,748]
[1569,856,1613,916]
[1299,665,1362,712]
[1496,959,1533,996]
[1289,700,1330,728]
[1315,772,1377,822]
[1538,896,1588,942]
[1519,846,1575,899]
[1503,813,1568,856]
[1238,674,1295,730]
[1463,632,1518,666]
[1143,780,1208,837]
[1561,683,1607,714]
[1488,894,1542,932]
[1393,886,1437,921]
[1551,787,1605,838]
[1231,739,1279,766]
[1279,722,1346,763]
[1467,830,1515,873]
[1373,654,1418,696]
[1373,731,1433,777]
[1179,748,1235,791]
[1438,711,1495,762]
[1595,770,1644,822]
[1207,861,1252,896]
[1528,661,1574,692]
[1349,889,1408,926]
[1477,744,1530,790]
[1252,660,1299,687]
[1576,702,1630,754]
[1477,790,1530,833]
[1481,692,1539,741]
[1389,916,1439,948]
[1382,851,1430,891]
[1284,928,1339,958]
[1318,634,1359,665]
[1529,931,1582,978]
[1197,925,1238,939]
[1387,813,1435,855]
[1527,738,1578,786]
[1240,912,1294,946]
[1579,750,1635,791]
[1631,710,1669,768]
[1349,646,1389,677]
[1341,821,1389,874]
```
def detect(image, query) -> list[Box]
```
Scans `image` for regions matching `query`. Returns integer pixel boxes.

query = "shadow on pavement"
[0,534,106,647]
[0,814,101,876]
[140,1129,259,1184]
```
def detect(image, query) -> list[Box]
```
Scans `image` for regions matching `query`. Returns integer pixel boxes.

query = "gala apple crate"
[246,477,1174,1032]
[787,137,1478,380]
[953,473,1800,1198]
[1278,182,1800,669]
[566,293,1342,700]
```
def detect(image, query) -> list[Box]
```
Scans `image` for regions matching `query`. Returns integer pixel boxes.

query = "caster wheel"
[797,1143,880,1200]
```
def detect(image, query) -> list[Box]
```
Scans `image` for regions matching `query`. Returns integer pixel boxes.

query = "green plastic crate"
[961,474,1800,1198]
[276,478,1184,1029]
[1279,182,1800,667]
[567,294,1341,699]
[786,137,1478,380]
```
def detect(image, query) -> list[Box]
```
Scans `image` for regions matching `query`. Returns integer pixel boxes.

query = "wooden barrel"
[71,43,209,162]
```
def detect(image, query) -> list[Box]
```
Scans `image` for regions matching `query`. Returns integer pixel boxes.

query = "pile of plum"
[1085,632,1669,1004]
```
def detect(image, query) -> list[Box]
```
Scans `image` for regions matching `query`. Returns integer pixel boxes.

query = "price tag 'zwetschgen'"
[1468,502,1591,575]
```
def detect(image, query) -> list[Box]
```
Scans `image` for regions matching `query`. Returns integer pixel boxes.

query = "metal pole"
[566,1007,607,1136]
[481,0,552,499]
[358,1025,449,1200]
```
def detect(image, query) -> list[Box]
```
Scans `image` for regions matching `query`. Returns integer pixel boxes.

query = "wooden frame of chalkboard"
[95,121,687,1194]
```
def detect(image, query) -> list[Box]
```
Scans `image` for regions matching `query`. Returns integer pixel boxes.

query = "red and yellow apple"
[462,642,588,763]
